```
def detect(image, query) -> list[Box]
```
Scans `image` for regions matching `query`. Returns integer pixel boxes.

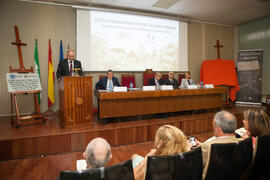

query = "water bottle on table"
[200,81,203,88]
[156,81,159,90]
[130,82,133,91]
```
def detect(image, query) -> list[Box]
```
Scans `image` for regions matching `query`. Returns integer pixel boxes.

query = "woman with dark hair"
[241,109,270,150]
[180,71,194,88]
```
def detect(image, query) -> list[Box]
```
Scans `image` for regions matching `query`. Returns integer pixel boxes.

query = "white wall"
[0,0,236,116]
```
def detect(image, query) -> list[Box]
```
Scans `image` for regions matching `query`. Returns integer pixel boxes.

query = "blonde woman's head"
[154,125,189,156]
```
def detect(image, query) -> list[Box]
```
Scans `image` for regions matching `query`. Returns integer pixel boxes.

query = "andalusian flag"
[34,39,41,105]
[48,40,55,108]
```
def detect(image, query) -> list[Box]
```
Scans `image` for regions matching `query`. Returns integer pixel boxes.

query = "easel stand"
[9,25,47,128]
[10,90,46,128]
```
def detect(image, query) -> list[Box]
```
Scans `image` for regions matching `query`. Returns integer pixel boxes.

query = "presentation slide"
[76,9,188,72]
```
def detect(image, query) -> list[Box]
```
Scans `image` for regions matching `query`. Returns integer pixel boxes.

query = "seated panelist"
[56,49,83,82]
[95,70,120,90]
[148,72,164,86]
[180,71,194,88]
[164,71,179,89]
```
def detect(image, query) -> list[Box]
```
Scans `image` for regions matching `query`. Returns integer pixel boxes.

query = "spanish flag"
[48,39,55,108]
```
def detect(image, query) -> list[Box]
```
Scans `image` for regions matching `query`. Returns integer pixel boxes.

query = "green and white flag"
[34,39,42,104]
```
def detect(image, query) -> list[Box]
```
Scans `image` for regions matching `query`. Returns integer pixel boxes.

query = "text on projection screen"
[76,10,188,71]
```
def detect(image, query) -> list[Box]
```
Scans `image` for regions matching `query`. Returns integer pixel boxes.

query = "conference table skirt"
[97,87,226,118]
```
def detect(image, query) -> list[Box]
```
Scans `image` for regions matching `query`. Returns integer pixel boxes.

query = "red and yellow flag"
[48,40,55,108]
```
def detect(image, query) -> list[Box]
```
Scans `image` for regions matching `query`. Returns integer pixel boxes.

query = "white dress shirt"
[106,79,113,90]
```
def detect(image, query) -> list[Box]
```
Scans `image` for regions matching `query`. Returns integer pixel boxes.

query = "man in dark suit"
[95,70,120,125]
[148,72,164,86]
[164,71,179,89]
[95,70,120,90]
[56,49,83,81]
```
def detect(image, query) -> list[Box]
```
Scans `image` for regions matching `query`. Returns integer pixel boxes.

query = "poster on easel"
[6,73,42,93]
[236,49,263,104]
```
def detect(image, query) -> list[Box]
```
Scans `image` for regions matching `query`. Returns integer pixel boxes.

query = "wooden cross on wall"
[214,40,223,59]
[10,25,33,73]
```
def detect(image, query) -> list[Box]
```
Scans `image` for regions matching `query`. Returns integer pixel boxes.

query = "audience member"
[132,125,190,180]
[242,109,270,137]
[95,70,120,90]
[83,137,112,169]
[240,109,270,151]
[148,72,164,86]
[180,71,194,88]
[197,111,242,179]
[164,71,180,89]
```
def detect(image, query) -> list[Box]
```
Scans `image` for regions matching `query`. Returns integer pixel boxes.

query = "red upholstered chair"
[162,74,168,81]
[143,69,155,86]
[95,75,107,90]
[178,74,185,85]
[94,75,107,114]
[99,75,106,80]
[121,74,136,88]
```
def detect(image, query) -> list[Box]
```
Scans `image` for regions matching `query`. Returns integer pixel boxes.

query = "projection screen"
[76,8,188,72]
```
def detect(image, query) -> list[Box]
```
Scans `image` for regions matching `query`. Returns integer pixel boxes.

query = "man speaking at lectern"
[56,49,83,81]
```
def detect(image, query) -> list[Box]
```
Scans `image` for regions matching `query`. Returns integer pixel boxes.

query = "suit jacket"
[200,136,243,179]
[148,78,164,86]
[180,78,194,88]
[56,59,83,80]
[164,78,179,89]
[95,77,121,90]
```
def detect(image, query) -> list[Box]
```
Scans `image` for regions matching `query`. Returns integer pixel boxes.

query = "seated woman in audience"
[241,109,270,148]
[242,109,270,137]
[132,125,190,180]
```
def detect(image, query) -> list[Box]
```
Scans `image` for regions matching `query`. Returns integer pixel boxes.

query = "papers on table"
[142,86,156,91]
[113,86,127,92]
[235,127,248,137]
[187,85,198,89]
[204,84,214,88]
[160,85,173,90]
[76,159,87,171]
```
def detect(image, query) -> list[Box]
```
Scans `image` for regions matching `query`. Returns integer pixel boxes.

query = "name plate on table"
[6,73,42,93]
[113,86,127,92]
[160,85,173,90]
[204,84,214,88]
[187,85,198,89]
[142,86,156,91]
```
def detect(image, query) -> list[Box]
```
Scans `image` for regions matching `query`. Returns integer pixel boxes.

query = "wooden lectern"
[59,76,93,128]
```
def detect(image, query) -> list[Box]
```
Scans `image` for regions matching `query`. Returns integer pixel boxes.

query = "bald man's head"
[85,138,111,169]
[168,71,174,79]
[67,49,75,61]
[213,111,237,137]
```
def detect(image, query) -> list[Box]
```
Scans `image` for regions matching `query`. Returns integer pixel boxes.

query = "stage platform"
[0,105,257,161]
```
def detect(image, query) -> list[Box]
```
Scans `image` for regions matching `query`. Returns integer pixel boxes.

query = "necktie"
[188,79,191,85]
[109,81,112,90]
[69,61,73,76]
